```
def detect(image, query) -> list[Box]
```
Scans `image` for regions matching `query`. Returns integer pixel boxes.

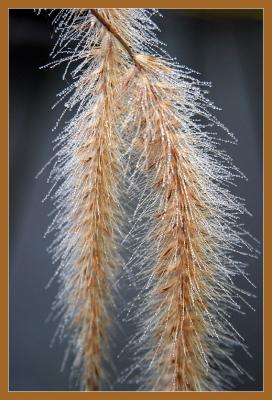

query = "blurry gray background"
[9,9,263,391]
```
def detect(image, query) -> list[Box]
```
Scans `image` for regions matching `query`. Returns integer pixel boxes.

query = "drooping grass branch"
[40,8,257,391]
[41,9,131,390]
[116,21,257,392]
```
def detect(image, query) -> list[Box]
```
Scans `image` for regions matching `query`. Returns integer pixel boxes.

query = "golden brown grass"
[116,22,256,393]
[42,9,129,390]
[41,8,257,391]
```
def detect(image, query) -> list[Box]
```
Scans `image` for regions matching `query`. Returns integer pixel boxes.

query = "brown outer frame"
[1,1,268,399]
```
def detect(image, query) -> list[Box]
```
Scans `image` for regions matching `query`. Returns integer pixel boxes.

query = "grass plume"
[39,8,258,391]
[40,9,130,390]
[115,12,257,392]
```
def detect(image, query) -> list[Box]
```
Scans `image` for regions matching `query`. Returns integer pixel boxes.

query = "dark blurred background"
[9,9,263,391]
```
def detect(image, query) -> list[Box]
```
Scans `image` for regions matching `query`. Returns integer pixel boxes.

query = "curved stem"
[90,9,142,70]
